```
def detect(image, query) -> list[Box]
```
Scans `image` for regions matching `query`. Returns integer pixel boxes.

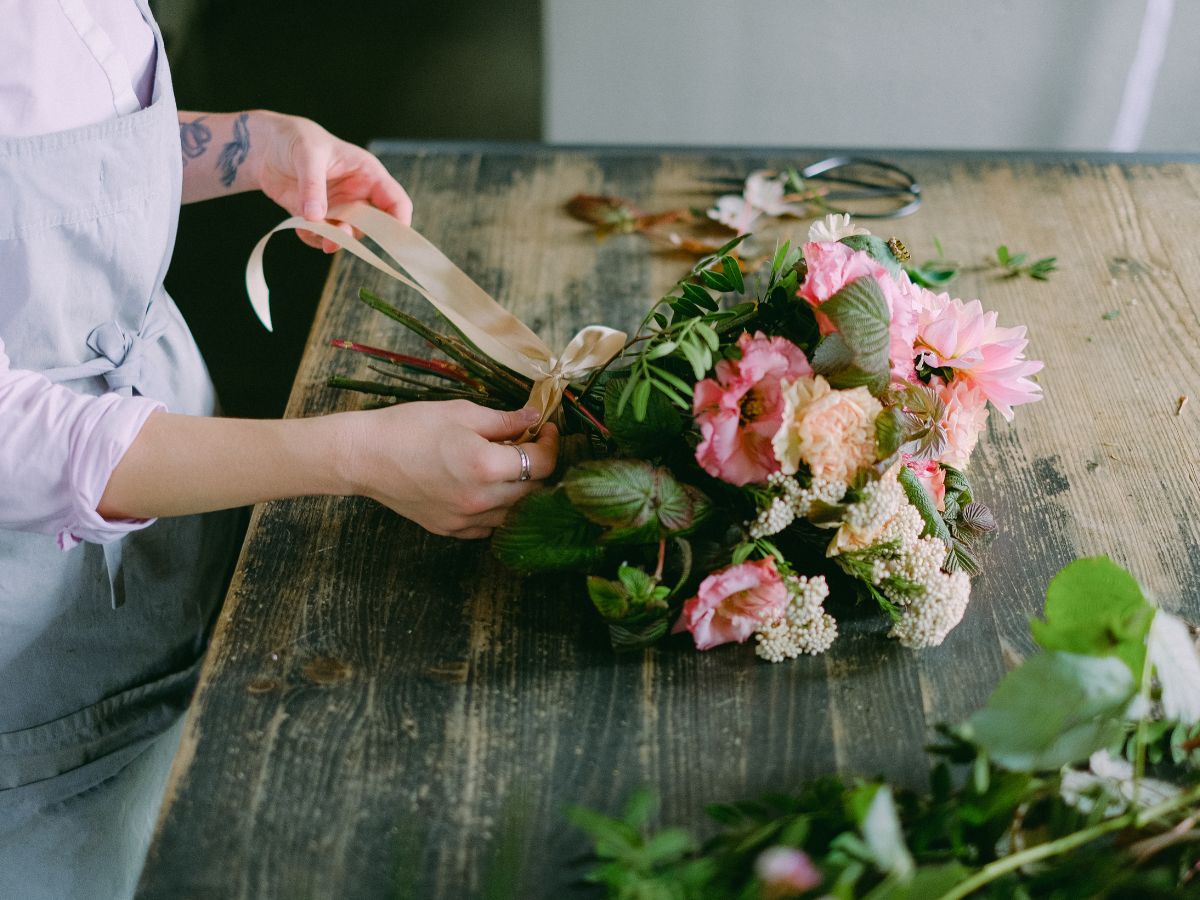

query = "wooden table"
[138,144,1200,898]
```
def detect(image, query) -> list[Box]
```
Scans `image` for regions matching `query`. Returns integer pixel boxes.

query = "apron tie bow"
[41,297,170,397]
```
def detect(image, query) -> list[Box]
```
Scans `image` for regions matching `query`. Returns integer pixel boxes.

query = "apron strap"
[55,0,143,117]
[41,296,170,395]
[103,541,126,609]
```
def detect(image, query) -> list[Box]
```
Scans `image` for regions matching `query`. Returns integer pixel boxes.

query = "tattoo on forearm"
[216,113,251,188]
[179,116,211,165]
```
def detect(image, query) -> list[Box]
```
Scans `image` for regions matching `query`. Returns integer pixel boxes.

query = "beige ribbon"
[246,201,626,437]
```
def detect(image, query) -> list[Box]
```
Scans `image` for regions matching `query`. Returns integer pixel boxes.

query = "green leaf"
[606,376,685,458]
[493,489,604,573]
[632,377,652,421]
[771,240,792,276]
[608,615,670,652]
[809,276,891,395]
[587,576,630,620]
[565,805,640,858]
[680,282,713,309]
[623,787,657,829]
[562,460,711,542]
[694,321,720,352]
[700,268,732,292]
[965,651,1135,771]
[680,339,709,380]
[897,466,952,546]
[1030,555,1155,678]
[875,406,908,458]
[840,234,904,278]
[721,256,744,293]
[615,368,639,416]
[861,863,971,900]
[641,828,693,863]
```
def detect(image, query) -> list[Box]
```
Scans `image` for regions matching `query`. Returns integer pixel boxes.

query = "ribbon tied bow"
[246,202,627,438]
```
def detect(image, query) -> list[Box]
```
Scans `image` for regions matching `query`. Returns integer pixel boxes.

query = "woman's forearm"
[98,410,352,519]
[177,109,274,203]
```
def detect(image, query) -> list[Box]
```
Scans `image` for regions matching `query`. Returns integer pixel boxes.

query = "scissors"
[707,156,922,219]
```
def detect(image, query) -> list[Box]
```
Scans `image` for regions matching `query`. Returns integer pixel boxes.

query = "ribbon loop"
[247,202,627,436]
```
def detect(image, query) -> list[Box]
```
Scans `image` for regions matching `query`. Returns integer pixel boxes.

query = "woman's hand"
[100,400,558,541]
[341,401,560,539]
[253,111,412,251]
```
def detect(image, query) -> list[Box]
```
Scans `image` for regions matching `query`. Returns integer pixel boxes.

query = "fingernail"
[303,201,322,220]
[519,407,540,423]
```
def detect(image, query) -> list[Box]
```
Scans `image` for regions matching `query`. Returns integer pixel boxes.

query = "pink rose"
[755,846,822,897]
[672,558,788,650]
[905,457,946,511]
[798,241,919,383]
[693,332,812,486]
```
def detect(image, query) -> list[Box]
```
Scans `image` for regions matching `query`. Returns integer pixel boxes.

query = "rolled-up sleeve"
[0,337,164,549]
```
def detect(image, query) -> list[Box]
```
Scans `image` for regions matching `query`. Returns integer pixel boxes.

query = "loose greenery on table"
[567,557,1200,899]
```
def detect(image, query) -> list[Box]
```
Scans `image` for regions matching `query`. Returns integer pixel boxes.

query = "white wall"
[543,0,1199,152]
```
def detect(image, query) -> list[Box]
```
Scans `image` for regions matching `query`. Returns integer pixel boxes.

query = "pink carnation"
[672,558,788,650]
[937,378,989,469]
[798,241,919,383]
[693,332,812,486]
[913,292,1043,420]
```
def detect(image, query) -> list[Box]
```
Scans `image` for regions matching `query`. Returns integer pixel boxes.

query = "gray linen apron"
[0,4,237,897]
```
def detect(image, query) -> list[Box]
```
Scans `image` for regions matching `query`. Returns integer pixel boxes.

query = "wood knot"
[301,656,353,685]
[246,676,280,695]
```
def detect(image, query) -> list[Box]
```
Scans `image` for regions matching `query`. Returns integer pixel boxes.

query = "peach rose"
[772,375,882,484]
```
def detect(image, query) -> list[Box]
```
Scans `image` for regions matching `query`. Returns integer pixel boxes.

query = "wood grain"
[138,147,1200,899]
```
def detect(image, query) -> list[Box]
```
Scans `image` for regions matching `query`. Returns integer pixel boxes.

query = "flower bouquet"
[329,212,1042,660]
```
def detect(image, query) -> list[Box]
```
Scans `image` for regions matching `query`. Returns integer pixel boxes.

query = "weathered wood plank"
[138,148,1200,899]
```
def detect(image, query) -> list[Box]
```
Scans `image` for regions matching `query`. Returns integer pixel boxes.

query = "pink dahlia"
[672,558,788,650]
[798,241,918,383]
[693,331,812,486]
[913,292,1042,420]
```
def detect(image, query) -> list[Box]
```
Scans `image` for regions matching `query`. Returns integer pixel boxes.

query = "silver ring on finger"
[513,443,532,482]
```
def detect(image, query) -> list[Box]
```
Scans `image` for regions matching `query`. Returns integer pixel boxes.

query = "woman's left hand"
[253,111,413,252]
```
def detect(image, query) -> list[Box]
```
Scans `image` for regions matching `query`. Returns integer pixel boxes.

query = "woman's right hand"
[340,400,560,539]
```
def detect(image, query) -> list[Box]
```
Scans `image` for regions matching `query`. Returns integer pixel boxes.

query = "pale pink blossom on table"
[672,558,788,650]
[798,241,918,383]
[772,375,882,484]
[709,194,760,234]
[755,846,822,897]
[936,378,990,469]
[912,291,1043,420]
[693,332,812,486]
[905,457,947,510]
[708,171,807,234]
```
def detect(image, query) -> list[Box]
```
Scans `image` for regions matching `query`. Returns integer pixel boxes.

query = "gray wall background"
[544,0,1198,152]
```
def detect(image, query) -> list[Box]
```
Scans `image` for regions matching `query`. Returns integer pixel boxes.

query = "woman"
[0,3,557,897]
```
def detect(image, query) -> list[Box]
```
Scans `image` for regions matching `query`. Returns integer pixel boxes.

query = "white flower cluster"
[748,472,846,539]
[887,569,971,649]
[831,474,972,649]
[755,575,838,662]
